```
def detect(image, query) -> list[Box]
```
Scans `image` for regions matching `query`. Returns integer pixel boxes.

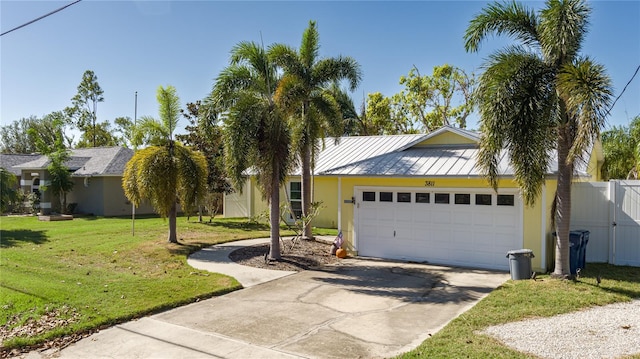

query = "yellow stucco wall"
[224,174,564,271]
[225,174,555,271]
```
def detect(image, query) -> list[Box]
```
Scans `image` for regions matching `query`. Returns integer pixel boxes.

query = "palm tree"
[122,85,208,243]
[211,41,293,260]
[269,20,362,239]
[464,0,612,277]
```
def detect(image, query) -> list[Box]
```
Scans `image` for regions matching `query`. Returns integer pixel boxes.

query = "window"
[497,194,515,206]
[363,191,376,202]
[416,193,430,203]
[454,193,470,205]
[475,194,492,206]
[435,193,450,204]
[380,191,393,202]
[397,192,411,203]
[289,182,302,218]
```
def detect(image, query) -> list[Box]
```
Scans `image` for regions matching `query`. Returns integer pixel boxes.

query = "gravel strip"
[482,299,640,359]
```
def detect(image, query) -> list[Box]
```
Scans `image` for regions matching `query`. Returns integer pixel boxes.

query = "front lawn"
[0,215,296,351]
[399,264,640,358]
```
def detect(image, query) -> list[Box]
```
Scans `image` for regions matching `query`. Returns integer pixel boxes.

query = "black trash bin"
[553,231,588,275]
[573,229,590,269]
[506,249,535,280]
[568,232,582,275]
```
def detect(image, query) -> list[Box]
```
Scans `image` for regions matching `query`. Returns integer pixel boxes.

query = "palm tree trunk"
[167,201,178,243]
[269,169,282,260]
[553,125,572,277]
[301,144,313,239]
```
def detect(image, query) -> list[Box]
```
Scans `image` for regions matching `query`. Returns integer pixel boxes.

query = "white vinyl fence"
[571,181,640,266]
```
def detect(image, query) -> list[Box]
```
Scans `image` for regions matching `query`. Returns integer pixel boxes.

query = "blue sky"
[1,0,639,140]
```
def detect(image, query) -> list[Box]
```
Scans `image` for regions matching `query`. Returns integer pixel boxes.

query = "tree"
[32,131,74,214]
[114,117,139,149]
[366,92,418,135]
[66,70,104,147]
[0,167,17,213]
[392,64,475,131]
[211,41,293,260]
[45,143,74,213]
[0,112,67,153]
[122,85,208,243]
[175,100,229,221]
[75,121,121,148]
[465,0,613,277]
[601,116,640,179]
[270,20,362,239]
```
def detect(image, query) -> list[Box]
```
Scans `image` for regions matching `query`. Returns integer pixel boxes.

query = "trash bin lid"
[506,249,535,257]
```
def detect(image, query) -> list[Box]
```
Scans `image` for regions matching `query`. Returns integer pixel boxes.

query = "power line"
[606,64,640,117]
[1,0,82,37]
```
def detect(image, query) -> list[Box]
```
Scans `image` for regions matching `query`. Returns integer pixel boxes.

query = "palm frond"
[312,57,362,91]
[558,57,613,162]
[300,20,319,69]
[539,0,590,65]
[156,85,181,140]
[464,0,539,53]
[477,47,557,204]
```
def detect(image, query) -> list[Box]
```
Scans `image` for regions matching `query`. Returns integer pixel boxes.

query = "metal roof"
[291,134,427,176]
[312,127,590,178]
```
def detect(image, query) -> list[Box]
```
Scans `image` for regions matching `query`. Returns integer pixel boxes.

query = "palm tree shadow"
[0,229,48,248]
[311,263,495,304]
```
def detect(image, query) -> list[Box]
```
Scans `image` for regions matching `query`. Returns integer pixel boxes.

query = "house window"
[363,191,376,202]
[435,193,450,204]
[397,192,411,203]
[416,193,430,203]
[475,194,492,205]
[454,193,471,205]
[380,192,393,202]
[289,182,302,218]
[497,194,515,206]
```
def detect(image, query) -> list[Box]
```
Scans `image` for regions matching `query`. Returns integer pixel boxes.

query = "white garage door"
[355,187,522,270]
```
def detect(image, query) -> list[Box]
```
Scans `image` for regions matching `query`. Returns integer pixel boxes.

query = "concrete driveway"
[53,250,509,359]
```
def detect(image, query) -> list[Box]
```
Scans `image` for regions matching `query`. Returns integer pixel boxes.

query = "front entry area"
[355,186,523,270]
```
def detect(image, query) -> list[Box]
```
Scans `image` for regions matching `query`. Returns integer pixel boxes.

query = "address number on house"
[424,181,435,187]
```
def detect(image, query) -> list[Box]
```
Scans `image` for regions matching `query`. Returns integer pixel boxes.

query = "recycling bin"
[506,249,535,280]
[573,229,590,269]
[553,231,590,275]
[568,232,582,275]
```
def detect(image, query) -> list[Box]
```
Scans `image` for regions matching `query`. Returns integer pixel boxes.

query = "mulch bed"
[229,237,342,271]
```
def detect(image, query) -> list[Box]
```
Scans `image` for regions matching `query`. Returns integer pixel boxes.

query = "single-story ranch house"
[224,126,606,272]
[1,147,154,216]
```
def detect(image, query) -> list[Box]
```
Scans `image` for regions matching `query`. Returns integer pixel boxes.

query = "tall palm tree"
[269,20,362,239]
[122,85,208,243]
[211,41,293,260]
[464,0,612,276]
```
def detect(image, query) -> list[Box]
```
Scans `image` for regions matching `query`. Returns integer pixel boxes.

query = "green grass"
[0,215,304,350]
[399,264,640,358]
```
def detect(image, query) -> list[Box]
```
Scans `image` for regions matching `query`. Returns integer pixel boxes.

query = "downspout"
[337,176,342,233]
[540,183,547,271]
[247,177,253,218]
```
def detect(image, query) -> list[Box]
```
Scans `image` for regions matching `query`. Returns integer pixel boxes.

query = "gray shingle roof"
[0,154,41,175]
[12,147,134,176]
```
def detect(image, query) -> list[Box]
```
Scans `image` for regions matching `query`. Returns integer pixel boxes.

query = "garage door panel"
[431,210,452,224]
[454,211,474,225]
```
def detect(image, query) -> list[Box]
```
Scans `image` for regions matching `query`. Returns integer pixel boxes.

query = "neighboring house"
[224,126,604,272]
[5,147,155,217]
